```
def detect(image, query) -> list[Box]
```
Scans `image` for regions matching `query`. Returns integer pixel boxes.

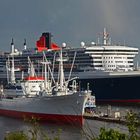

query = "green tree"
[97,127,127,140]
[125,110,140,140]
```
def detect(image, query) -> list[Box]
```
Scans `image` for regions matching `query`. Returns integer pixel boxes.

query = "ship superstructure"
[82,28,138,72]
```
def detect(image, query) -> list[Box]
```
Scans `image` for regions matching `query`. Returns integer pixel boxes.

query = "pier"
[84,114,126,125]
[83,104,139,125]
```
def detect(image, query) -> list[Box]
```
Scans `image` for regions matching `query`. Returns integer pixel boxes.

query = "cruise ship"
[0,28,140,104]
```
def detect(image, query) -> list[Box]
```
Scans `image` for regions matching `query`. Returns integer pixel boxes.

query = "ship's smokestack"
[42,32,51,49]
[36,32,60,52]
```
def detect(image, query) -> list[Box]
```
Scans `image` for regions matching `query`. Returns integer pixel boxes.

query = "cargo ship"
[0,48,96,126]
[0,28,140,104]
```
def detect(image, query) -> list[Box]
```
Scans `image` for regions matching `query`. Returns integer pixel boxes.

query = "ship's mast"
[41,58,50,91]
[59,48,64,90]
[9,39,21,84]
[27,57,35,77]
[42,51,55,92]
[11,38,15,54]
[11,56,16,84]
[10,39,16,84]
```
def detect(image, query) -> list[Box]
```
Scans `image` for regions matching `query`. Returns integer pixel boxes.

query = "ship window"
[127,57,133,59]
[94,61,102,63]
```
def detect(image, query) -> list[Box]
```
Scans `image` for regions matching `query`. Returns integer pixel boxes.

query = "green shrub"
[97,127,127,140]
[4,131,29,140]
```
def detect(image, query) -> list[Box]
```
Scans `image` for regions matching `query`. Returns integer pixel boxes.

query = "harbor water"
[0,105,139,140]
[0,116,128,140]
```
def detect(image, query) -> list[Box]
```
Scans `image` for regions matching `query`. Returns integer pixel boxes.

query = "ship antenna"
[109,37,111,45]
[97,37,100,45]
[103,28,109,45]
[24,39,27,50]
[11,38,14,54]
[123,40,126,46]
[11,38,14,45]
[87,83,89,91]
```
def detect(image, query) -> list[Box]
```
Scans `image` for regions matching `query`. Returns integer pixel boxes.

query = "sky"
[0,0,140,58]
